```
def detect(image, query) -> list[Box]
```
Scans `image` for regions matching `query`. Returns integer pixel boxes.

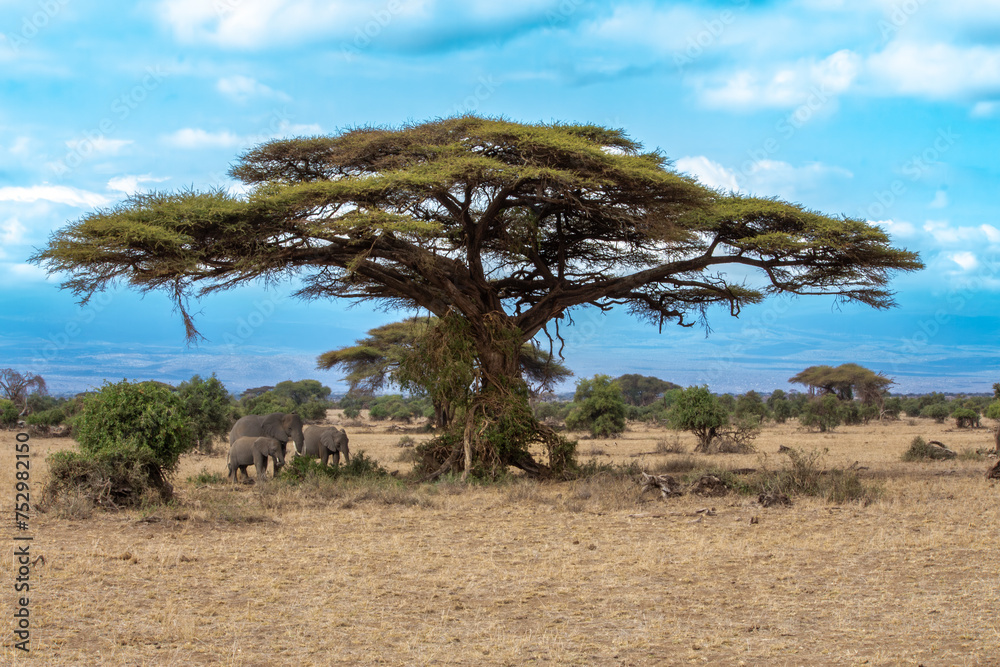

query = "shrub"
[0,399,19,426]
[279,450,388,483]
[565,375,627,437]
[799,394,842,432]
[667,386,728,452]
[25,407,65,427]
[734,390,769,423]
[45,380,196,510]
[74,380,194,471]
[175,374,238,452]
[920,403,951,423]
[952,407,980,428]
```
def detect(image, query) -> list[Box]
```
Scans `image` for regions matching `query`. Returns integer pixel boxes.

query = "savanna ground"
[3,413,1000,666]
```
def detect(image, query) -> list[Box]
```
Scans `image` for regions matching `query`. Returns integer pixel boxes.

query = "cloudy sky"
[2,0,998,395]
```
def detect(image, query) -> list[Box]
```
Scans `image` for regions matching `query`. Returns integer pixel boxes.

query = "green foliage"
[984,401,1000,421]
[734,390,769,423]
[279,449,388,483]
[799,394,843,432]
[533,400,574,423]
[902,436,956,461]
[565,375,627,437]
[667,386,728,452]
[952,407,980,428]
[368,394,433,422]
[770,397,794,423]
[239,379,333,421]
[614,374,678,406]
[25,407,66,426]
[175,374,238,452]
[74,379,194,472]
[187,468,227,486]
[789,363,893,404]
[0,398,21,426]
[920,403,951,423]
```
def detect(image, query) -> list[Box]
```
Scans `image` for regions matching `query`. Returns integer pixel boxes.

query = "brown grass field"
[3,414,1000,666]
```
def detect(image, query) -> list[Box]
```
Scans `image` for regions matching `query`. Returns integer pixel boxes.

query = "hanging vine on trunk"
[406,312,577,481]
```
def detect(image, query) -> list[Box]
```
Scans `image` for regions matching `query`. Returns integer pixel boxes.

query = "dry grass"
[3,417,1000,665]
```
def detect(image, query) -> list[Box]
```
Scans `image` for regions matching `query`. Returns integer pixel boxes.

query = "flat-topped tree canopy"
[34,116,921,346]
[33,116,922,476]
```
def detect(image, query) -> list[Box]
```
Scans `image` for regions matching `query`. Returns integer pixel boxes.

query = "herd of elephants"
[226,411,349,483]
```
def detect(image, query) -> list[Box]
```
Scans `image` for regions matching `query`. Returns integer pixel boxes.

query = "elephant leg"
[240,465,251,483]
[320,449,330,467]
[254,450,268,481]
[228,463,236,483]
[272,455,283,476]
[331,450,340,467]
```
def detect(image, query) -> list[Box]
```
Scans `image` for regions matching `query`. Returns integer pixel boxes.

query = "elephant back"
[229,415,264,444]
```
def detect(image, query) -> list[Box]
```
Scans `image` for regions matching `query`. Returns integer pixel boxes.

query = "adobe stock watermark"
[449,76,500,116]
[546,0,586,27]
[699,298,793,387]
[51,65,169,176]
[674,0,749,72]
[223,296,283,353]
[878,0,931,41]
[31,291,115,370]
[340,0,405,62]
[857,127,959,220]
[2,0,71,52]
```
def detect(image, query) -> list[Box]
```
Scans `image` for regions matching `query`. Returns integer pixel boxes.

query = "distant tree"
[734,390,769,423]
[799,394,843,432]
[920,403,951,423]
[984,398,1000,454]
[789,364,893,408]
[0,369,47,415]
[614,374,678,407]
[952,407,980,429]
[667,386,728,452]
[240,386,274,400]
[175,374,239,452]
[0,399,19,426]
[565,375,627,437]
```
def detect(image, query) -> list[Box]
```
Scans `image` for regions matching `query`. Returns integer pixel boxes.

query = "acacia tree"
[0,369,47,415]
[789,363,894,411]
[33,116,921,477]
[318,316,572,428]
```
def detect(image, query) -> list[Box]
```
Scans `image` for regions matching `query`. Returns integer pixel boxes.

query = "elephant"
[228,436,285,483]
[302,425,350,467]
[228,412,305,476]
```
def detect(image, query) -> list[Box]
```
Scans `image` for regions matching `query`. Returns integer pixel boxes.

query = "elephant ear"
[320,429,336,449]
[261,413,287,441]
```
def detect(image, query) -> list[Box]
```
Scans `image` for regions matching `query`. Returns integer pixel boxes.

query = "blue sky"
[2,0,999,395]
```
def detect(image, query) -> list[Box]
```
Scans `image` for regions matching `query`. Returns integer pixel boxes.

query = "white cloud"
[9,137,30,155]
[674,156,740,191]
[64,137,133,155]
[874,219,916,237]
[107,174,170,194]
[216,75,290,102]
[698,49,861,110]
[981,224,1000,243]
[740,159,853,199]
[164,128,243,149]
[0,218,26,252]
[928,190,948,209]
[868,41,1000,100]
[0,185,110,208]
[949,251,979,271]
[971,101,1000,117]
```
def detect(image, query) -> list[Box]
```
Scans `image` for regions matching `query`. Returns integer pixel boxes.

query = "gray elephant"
[228,436,285,483]
[229,412,305,476]
[302,425,350,467]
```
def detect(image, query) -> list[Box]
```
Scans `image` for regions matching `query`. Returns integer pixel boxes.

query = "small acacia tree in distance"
[565,375,627,437]
[33,116,923,478]
[667,386,728,452]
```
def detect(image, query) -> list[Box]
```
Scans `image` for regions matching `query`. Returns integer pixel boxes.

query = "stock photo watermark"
[673,0,749,72]
[340,0,405,62]
[50,65,169,176]
[3,0,70,52]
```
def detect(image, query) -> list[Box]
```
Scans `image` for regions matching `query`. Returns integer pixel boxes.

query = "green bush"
[799,394,842,432]
[565,375,627,437]
[45,447,173,509]
[920,403,951,423]
[0,399,19,426]
[952,407,980,428]
[175,374,238,452]
[279,450,388,483]
[666,386,728,452]
[25,407,66,426]
[74,380,194,471]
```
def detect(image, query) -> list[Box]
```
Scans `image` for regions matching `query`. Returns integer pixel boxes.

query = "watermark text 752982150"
[13,431,33,652]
